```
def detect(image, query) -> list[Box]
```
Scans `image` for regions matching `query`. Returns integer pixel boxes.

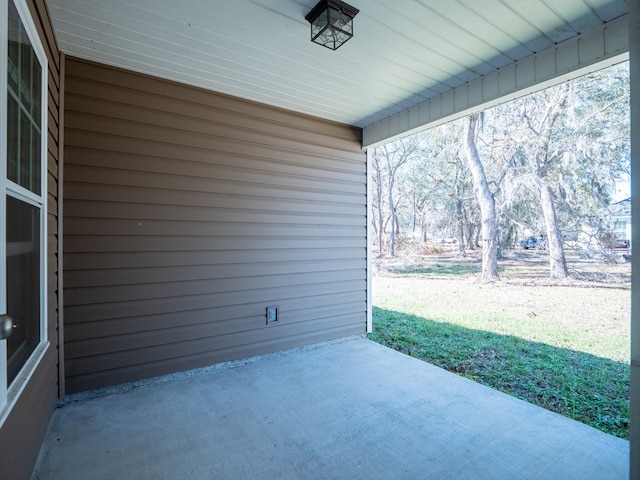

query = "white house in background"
[609,197,632,247]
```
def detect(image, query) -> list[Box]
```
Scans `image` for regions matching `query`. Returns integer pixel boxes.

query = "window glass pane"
[7,0,42,195]
[7,13,19,94]
[20,106,31,185]
[30,48,41,119]
[19,41,31,109]
[32,122,41,188]
[19,105,38,191]
[6,196,41,386]
[7,94,18,182]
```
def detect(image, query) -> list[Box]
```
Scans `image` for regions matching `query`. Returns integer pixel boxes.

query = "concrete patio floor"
[33,337,629,480]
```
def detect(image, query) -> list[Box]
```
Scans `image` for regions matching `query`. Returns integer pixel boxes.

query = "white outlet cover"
[266,306,279,324]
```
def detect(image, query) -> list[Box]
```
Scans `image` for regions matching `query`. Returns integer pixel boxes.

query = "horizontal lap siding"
[0,1,61,479]
[63,58,367,393]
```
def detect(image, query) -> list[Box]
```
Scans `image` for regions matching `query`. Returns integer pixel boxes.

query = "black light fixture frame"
[305,0,360,51]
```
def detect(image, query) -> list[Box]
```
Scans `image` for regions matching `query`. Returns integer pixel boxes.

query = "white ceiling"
[47,0,629,131]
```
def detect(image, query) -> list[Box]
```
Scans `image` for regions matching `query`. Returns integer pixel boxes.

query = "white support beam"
[629,0,640,477]
[363,14,629,148]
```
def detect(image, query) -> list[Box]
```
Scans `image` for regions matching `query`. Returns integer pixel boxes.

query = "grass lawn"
[369,249,630,439]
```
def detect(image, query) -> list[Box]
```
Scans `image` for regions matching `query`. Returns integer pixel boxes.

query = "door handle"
[0,315,13,340]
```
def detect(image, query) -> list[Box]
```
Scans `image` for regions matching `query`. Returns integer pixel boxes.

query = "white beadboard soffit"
[48,0,629,143]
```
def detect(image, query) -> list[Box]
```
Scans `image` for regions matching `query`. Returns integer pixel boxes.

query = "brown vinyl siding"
[0,1,61,479]
[63,58,367,393]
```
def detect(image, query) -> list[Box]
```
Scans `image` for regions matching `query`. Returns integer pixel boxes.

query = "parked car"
[520,236,537,249]
[520,235,547,250]
[608,238,630,249]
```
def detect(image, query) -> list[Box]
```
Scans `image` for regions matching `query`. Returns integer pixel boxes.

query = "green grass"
[385,262,481,276]
[370,307,629,438]
[369,254,631,439]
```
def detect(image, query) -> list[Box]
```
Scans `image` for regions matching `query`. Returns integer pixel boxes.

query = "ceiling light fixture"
[305,0,359,51]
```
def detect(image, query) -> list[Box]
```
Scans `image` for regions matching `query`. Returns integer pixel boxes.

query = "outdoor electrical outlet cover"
[266,306,279,325]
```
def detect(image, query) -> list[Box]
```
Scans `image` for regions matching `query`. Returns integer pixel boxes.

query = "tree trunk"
[388,185,396,256]
[453,167,466,257]
[528,83,570,278]
[504,225,515,251]
[464,114,500,281]
[539,182,568,278]
[466,223,476,250]
[412,188,417,236]
[455,197,466,257]
[422,218,428,243]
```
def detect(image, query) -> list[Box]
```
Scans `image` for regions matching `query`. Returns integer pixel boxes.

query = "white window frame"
[0,0,49,425]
